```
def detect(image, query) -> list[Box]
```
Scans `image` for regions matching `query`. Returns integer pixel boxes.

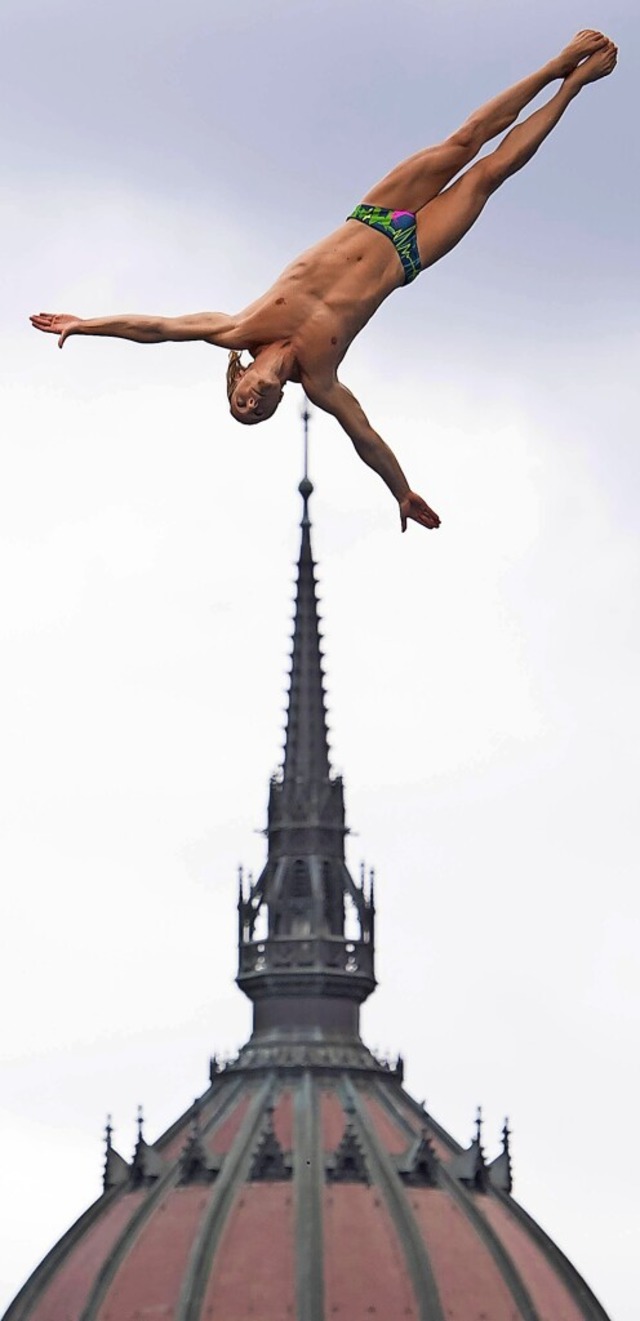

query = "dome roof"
[4,1062,609,1321]
[2,461,611,1321]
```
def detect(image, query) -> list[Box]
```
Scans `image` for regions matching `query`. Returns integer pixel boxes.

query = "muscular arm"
[30,310,243,349]
[303,376,440,531]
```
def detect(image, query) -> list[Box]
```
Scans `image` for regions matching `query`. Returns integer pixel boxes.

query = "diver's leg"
[360,31,607,213]
[416,41,617,270]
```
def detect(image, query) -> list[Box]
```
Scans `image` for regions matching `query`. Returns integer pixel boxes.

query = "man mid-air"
[31,32,617,532]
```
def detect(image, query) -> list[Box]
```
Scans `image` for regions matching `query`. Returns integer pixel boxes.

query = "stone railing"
[238,936,374,980]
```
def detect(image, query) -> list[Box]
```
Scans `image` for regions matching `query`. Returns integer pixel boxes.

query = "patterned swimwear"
[347,203,422,284]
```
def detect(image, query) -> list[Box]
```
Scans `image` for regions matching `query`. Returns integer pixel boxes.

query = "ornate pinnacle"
[281,414,330,789]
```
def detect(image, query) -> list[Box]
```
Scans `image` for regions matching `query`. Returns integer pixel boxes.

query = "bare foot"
[568,39,618,87]
[555,30,608,78]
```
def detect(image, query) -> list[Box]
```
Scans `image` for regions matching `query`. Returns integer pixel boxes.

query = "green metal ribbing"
[78,1078,246,1321]
[374,1079,463,1158]
[369,1077,542,1321]
[369,1078,429,1141]
[2,1189,120,1321]
[435,1165,542,1321]
[294,1073,324,1321]
[176,1075,275,1321]
[370,1079,602,1321]
[490,1191,613,1321]
[341,1076,445,1321]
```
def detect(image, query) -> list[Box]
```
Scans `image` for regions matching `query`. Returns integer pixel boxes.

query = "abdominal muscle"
[239,221,404,365]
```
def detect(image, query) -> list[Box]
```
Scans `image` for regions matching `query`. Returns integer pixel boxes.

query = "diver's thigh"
[416,166,491,269]
[361,136,478,212]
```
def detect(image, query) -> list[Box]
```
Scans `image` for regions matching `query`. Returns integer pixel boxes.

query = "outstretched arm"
[303,377,440,531]
[30,310,243,349]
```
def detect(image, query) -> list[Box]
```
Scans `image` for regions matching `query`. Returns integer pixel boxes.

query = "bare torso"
[30,31,617,532]
[235,220,404,381]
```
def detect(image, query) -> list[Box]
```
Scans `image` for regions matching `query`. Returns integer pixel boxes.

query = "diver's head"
[227,352,284,425]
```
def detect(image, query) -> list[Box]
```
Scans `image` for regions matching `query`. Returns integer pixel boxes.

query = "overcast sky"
[1,0,638,1316]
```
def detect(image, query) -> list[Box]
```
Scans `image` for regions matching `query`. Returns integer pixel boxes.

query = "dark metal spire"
[488,1118,514,1194]
[236,411,376,1034]
[282,403,331,789]
[102,1114,129,1191]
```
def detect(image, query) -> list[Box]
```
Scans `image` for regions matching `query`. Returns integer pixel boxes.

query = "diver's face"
[231,373,283,425]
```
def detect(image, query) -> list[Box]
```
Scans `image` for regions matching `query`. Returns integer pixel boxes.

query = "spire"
[235,411,376,1037]
[449,1106,489,1193]
[103,1115,129,1191]
[282,403,331,789]
[131,1106,163,1187]
[488,1117,514,1194]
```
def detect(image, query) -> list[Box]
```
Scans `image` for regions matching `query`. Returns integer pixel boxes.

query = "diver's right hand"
[399,490,441,532]
[30,312,82,348]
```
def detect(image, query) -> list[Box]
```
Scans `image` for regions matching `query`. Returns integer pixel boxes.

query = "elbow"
[148,319,169,342]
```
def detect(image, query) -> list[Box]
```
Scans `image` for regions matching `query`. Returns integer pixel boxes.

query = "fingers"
[30,312,76,348]
[400,494,441,531]
[417,503,441,529]
[30,313,56,333]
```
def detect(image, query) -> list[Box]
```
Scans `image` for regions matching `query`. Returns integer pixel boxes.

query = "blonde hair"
[226,350,246,403]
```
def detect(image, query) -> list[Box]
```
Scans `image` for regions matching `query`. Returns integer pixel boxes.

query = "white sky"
[1,1,639,1316]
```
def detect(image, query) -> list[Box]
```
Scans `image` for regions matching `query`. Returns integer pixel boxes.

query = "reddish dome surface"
[4,1058,609,1321]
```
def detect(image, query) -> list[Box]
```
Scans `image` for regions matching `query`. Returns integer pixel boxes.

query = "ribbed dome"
[3,1064,609,1321]
[2,454,611,1321]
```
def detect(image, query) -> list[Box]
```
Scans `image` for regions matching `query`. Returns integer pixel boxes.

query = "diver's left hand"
[399,491,441,532]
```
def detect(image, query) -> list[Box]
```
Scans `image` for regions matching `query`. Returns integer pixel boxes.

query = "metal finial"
[105,1114,113,1150]
[502,1117,511,1152]
[475,1105,483,1146]
[137,1105,144,1143]
[299,398,313,509]
[301,399,311,478]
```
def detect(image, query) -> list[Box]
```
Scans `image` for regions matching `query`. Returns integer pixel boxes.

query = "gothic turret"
[236,448,376,1047]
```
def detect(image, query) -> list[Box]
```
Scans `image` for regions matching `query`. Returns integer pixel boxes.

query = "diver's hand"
[30,312,82,348]
[400,491,441,532]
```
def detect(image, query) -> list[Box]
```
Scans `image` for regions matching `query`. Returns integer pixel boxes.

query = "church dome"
[3,458,611,1321]
[5,1066,610,1321]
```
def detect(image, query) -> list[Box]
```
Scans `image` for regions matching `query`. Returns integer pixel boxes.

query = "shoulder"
[201,313,247,350]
